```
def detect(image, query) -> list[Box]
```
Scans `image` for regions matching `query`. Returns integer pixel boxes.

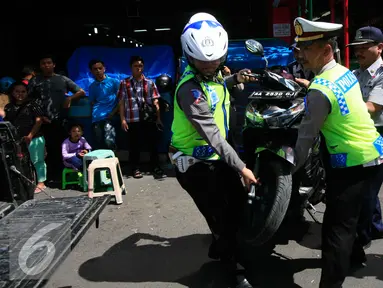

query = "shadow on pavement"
[350,253,383,282]
[247,255,321,288]
[292,221,383,283]
[79,233,224,287]
[78,232,323,287]
[296,220,323,250]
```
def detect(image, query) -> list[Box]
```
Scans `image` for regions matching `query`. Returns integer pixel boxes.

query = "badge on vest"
[210,88,219,106]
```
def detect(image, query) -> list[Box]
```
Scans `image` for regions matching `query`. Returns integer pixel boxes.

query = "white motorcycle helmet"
[181,12,228,64]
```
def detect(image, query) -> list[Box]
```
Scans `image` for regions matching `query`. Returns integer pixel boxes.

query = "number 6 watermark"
[18,223,63,276]
[10,220,71,280]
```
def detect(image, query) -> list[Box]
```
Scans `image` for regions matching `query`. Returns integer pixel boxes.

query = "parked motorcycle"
[240,39,325,246]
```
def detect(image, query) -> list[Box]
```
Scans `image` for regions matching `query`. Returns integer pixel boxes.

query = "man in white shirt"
[349,26,383,245]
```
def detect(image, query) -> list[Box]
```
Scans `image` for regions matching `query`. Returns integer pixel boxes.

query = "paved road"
[36,171,383,288]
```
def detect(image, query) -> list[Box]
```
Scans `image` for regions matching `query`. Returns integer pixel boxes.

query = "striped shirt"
[117,75,160,123]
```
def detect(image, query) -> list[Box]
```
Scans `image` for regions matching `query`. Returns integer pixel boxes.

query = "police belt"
[363,156,383,168]
[168,146,203,173]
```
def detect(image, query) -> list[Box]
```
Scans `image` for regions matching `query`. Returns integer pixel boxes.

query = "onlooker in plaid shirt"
[118,55,166,179]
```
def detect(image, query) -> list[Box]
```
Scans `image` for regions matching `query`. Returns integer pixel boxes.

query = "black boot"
[208,238,221,260]
[350,241,367,272]
[223,260,254,288]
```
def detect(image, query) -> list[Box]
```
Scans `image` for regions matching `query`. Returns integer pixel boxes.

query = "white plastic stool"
[87,157,126,204]
[82,149,115,192]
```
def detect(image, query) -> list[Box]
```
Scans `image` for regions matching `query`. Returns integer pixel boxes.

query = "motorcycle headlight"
[264,101,305,128]
[245,102,264,127]
[245,100,305,129]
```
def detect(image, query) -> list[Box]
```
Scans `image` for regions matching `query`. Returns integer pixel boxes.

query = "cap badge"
[295,21,303,36]
[356,30,363,39]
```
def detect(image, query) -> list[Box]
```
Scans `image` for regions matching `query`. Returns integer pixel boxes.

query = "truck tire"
[240,158,292,246]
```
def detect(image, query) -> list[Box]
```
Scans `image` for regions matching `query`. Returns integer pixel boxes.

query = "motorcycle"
[239,39,326,246]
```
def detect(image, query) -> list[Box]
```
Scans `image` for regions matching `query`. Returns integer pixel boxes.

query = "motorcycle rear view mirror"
[245,39,264,56]
[245,39,268,68]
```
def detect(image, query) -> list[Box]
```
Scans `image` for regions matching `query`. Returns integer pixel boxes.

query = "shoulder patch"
[191,89,203,104]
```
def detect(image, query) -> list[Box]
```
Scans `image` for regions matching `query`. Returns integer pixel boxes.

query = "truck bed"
[0,195,110,288]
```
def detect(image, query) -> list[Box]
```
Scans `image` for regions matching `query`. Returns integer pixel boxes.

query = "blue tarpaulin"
[179,38,294,74]
[66,45,176,150]
[67,45,176,96]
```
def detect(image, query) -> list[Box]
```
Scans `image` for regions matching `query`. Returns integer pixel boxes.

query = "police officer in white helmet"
[170,12,257,288]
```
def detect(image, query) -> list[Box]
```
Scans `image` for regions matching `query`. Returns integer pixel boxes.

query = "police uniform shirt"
[176,74,246,172]
[353,57,383,126]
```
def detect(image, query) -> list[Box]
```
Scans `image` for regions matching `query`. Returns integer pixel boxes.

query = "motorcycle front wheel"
[240,156,292,246]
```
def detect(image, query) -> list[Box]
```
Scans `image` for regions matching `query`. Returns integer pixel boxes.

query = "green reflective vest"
[171,65,230,160]
[309,63,383,168]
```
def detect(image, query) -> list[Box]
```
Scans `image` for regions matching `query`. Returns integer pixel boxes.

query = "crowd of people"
[0,54,169,192]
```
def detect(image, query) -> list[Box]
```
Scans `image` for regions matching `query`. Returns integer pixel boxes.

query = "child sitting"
[62,124,92,171]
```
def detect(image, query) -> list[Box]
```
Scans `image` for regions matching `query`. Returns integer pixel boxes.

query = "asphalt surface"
[35,167,383,288]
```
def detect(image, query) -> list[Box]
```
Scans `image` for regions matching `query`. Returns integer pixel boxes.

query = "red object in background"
[344,0,349,68]
[272,6,293,44]
[273,0,290,5]
[330,0,335,23]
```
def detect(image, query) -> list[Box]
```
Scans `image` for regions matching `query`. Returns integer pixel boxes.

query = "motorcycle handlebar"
[241,72,262,79]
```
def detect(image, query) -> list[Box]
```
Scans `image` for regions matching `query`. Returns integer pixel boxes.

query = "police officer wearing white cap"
[348,26,383,247]
[292,17,383,288]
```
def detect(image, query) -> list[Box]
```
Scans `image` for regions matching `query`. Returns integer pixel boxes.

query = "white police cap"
[294,17,343,44]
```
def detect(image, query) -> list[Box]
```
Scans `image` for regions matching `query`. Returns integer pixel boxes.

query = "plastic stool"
[82,149,115,192]
[87,157,126,204]
[62,167,83,190]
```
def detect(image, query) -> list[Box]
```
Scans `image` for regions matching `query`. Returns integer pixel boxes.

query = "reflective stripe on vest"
[311,76,353,116]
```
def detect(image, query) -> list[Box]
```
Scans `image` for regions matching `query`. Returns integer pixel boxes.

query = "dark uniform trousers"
[175,160,246,263]
[356,126,383,246]
[319,163,383,288]
[357,162,383,245]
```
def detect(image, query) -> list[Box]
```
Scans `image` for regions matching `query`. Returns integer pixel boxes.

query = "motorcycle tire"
[240,159,292,246]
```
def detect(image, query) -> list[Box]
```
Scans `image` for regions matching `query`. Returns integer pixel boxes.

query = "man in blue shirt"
[88,59,120,149]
